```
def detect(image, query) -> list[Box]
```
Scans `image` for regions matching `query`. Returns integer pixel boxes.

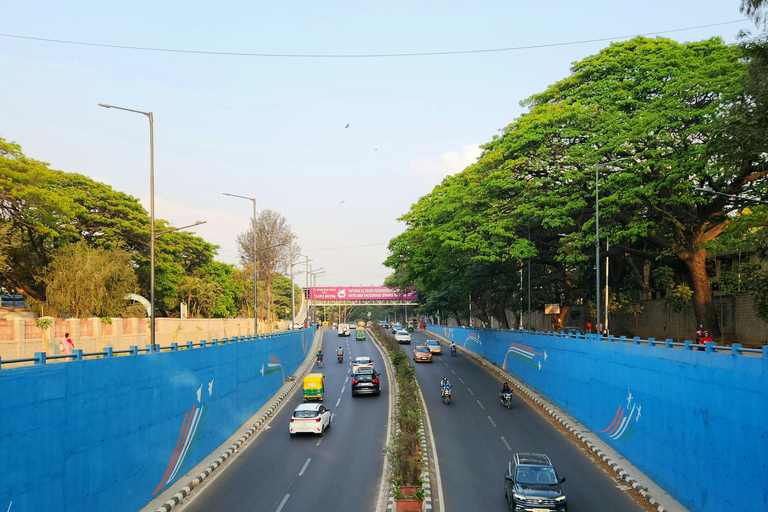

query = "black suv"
[504,453,567,511]
[351,368,381,396]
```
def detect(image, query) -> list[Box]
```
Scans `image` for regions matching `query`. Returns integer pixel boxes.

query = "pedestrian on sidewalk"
[61,332,74,358]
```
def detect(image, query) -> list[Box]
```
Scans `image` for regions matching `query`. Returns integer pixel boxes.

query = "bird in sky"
[340,200,345,204]
[345,123,349,129]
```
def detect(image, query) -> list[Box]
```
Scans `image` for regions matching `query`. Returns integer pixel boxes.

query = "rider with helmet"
[500,382,512,395]
[440,376,452,396]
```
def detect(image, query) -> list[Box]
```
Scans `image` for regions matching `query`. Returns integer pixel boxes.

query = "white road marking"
[299,458,311,476]
[488,416,496,428]
[443,362,449,367]
[459,378,465,384]
[501,437,512,451]
[316,437,323,447]
[275,494,290,512]
[345,376,349,383]
[341,387,345,394]
[467,388,475,396]
[451,369,456,375]
[477,400,485,410]
[336,398,341,407]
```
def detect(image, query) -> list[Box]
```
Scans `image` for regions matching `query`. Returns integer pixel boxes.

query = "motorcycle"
[441,387,452,405]
[500,391,513,409]
[338,353,344,363]
[316,355,324,367]
[450,345,457,357]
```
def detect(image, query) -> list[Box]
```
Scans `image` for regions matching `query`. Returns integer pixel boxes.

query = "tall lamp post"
[290,253,311,328]
[223,192,258,336]
[99,103,156,348]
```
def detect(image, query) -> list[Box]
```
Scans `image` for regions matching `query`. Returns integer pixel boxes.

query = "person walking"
[61,332,74,357]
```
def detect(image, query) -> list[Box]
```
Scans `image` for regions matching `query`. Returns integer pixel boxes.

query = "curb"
[151,329,324,512]
[428,331,676,512]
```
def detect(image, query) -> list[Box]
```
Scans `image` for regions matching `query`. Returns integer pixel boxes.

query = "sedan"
[425,339,442,354]
[413,346,433,363]
[352,356,374,373]
[395,330,411,344]
[289,403,331,436]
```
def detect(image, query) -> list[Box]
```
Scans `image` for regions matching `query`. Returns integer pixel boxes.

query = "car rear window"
[294,410,319,418]
[354,374,374,381]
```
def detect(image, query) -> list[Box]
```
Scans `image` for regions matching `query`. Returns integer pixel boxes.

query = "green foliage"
[35,318,52,330]
[44,242,138,318]
[664,284,694,313]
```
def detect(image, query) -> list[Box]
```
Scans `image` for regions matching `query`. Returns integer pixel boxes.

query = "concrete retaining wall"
[0,328,314,512]
[427,325,768,512]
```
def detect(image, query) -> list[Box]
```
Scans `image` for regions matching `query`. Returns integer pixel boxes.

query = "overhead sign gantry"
[308,287,417,306]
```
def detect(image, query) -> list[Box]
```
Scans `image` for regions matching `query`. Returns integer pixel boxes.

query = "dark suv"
[351,368,381,396]
[504,453,567,511]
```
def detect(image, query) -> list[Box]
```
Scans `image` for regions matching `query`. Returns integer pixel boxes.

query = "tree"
[236,209,299,329]
[741,0,768,28]
[44,242,137,318]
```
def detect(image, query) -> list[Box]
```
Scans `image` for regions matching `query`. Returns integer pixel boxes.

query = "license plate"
[531,509,549,512]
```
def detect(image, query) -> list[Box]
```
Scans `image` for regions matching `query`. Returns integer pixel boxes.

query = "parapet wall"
[427,325,768,512]
[0,329,315,512]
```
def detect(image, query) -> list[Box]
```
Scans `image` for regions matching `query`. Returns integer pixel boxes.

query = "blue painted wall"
[0,329,314,512]
[427,325,768,512]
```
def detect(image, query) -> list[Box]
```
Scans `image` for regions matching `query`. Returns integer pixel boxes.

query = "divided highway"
[408,330,645,512]
[179,329,389,512]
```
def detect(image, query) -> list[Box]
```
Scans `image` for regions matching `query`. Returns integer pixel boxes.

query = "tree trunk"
[678,247,720,337]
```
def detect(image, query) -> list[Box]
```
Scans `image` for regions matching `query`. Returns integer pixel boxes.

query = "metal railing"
[0,328,310,369]
[430,325,768,358]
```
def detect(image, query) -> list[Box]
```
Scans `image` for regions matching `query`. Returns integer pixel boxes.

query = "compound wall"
[427,325,768,512]
[0,329,315,512]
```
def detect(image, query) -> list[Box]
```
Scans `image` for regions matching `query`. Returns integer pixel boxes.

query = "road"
[408,330,645,512]
[180,328,389,512]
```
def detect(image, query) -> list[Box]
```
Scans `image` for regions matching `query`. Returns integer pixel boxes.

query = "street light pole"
[223,193,258,336]
[99,103,156,349]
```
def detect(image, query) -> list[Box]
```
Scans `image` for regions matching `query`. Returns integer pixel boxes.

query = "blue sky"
[1,1,753,287]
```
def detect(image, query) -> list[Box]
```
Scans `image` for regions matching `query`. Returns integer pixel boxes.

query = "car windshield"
[516,466,557,485]
[294,410,319,419]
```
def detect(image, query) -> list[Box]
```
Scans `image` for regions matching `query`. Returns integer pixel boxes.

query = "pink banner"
[309,287,417,301]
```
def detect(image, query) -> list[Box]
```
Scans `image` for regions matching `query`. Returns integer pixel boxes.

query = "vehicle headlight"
[512,494,526,502]
[555,495,567,503]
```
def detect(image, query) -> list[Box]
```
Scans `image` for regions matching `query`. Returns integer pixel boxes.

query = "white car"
[352,356,374,373]
[395,330,411,344]
[290,403,331,436]
[425,339,442,354]
[338,323,350,336]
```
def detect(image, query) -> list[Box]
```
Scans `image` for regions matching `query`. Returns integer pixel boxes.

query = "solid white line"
[467,388,475,396]
[488,416,496,428]
[298,458,311,476]
[477,400,485,410]
[275,494,290,512]
[501,436,512,451]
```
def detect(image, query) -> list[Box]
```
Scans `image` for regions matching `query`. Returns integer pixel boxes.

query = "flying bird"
[340,200,345,204]
[345,123,349,129]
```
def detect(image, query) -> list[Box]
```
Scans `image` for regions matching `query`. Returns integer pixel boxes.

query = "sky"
[1,1,755,288]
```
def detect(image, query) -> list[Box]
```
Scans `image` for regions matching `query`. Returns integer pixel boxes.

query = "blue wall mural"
[0,329,314,512]
[427,325,767,512]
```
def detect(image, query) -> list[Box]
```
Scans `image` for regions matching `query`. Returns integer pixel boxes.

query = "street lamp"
[695,187,768,206]
[290,253,311,329]
[222,192,257,336]
[99,103,157,348]
[155,221,207,238]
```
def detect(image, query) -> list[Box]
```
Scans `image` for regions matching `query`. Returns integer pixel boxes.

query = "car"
[352,356,374,373]
[425,339,442,354]
[505,453,567,512]
[395,330,411,344]
[356,329,366,340]
[289,403,331,436]
[391,323,403,334]
[338,323,350,336]
[351,369,381,396]
[413,346,433,363]
[378,321,389,328]
[561,327,584,336]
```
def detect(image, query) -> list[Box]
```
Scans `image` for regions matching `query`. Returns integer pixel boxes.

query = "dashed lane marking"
[467,388,475,396]
[488,416,497,428]
[501,437,512,451]
[276,494,290,512]
[299,458,311,476]
[477,400,485,410]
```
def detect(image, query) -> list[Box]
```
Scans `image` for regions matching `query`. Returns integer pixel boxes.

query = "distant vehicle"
[351,369,380,396]
[378,321,389,329]
[505,453,567,512]
[425,339,442,354]
[395,330,411,344]
[358,320,366,328]
[338,323,350,336]
[322,321,329,326]
[561,327,584,336]
[352,356,374,373]
[391,323,403,334]
[413,346,433,363]
[290,403,331,436]
[356,329,366,341]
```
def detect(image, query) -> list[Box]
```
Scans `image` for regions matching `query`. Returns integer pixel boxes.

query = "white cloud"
[410,144,482,191]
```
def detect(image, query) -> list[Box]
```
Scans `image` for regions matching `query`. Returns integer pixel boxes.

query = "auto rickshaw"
[407,322,414,333]
[303,373,325,402]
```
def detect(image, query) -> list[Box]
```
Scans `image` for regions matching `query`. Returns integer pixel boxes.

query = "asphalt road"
[408,330,644,512]
[180,328,389,512]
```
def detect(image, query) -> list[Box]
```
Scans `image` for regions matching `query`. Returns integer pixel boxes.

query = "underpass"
[177,328,390,512]
[408,330,645,512]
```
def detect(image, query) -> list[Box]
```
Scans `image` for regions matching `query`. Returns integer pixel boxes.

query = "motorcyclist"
[450,341,457,355]
[440,376,452,396]
[337,346,344,357]
[500,382,512,396]
[317,351,324,364]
